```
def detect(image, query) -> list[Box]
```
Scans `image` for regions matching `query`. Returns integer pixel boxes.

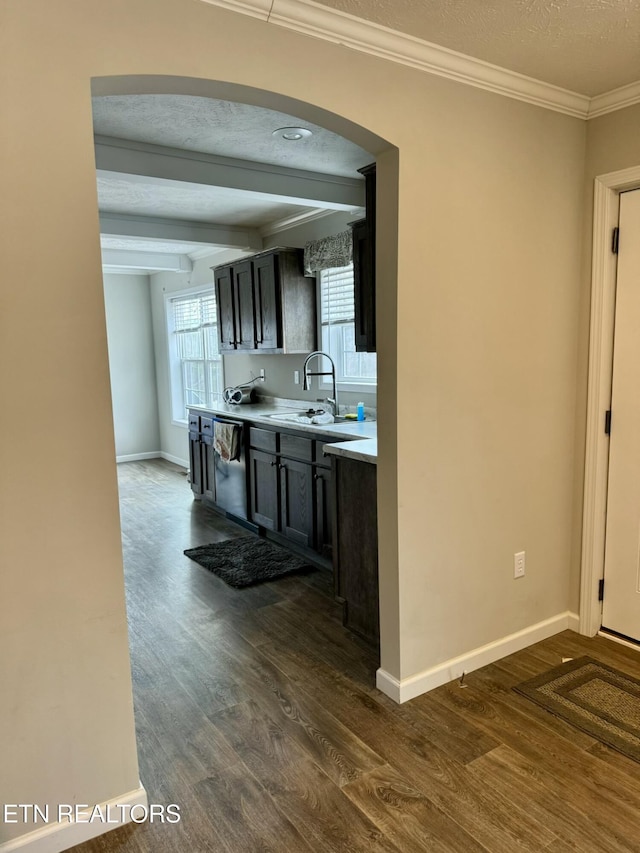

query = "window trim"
[165,286,224,426]
[316,266,377,395]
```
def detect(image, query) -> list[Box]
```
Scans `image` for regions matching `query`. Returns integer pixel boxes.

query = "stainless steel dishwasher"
[212,416,248,520]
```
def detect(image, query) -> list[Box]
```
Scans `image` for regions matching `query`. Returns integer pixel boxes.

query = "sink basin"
[266,411,311,423]
[266,411,356,425]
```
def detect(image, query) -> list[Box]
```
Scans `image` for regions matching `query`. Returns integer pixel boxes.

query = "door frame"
[580,165,640,636]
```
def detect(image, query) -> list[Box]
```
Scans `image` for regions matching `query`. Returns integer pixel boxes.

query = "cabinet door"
[233,260,256,350]
[280,458,314,548]
[352,219,376,353]
[214,267,236,351]
[249,449,279,530]
[201,439,215,502]
[253,254,280,350]
[188,432,203,496]
[314,465,333,559]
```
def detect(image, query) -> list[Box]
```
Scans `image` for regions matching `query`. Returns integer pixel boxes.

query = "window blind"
[320,263,354,326]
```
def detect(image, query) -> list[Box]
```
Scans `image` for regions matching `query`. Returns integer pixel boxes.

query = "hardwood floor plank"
[257,633,499,766]
[207,629,386,786]
[209,699,401,853]
[191,762,325,853]
[428,674,640,823]
[343,763,490,853]
[468,744,635,853]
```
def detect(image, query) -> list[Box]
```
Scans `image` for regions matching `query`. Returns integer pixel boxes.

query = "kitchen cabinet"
[332,455,379,646]
[313,440,333,560]
[279,433,315,549]
[188,412,203,496]
[280,457,314,548]
[188,413,216,502]
[352,163,376,353]
[232,260,256,351]
[213,248,316,354]
[248,426,336,561]
[214,266,236,350]
[248,447,279,530]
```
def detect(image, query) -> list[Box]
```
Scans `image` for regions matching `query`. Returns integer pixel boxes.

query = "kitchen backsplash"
[223,352,377,414]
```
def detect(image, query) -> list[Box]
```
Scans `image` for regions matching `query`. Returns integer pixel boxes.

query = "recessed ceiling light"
[272,127,313,141]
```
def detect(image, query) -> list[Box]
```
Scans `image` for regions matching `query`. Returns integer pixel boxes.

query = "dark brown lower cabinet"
[249,448,279,530]
[201,438,215,503]
[279,457,314,548]
[332,456,379,647]
[248,429,336,562]
[188,429,203,496]
[314,465,333,560]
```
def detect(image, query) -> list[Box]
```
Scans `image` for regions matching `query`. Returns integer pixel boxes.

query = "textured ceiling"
[311,0,640,95]
[92,96,372,177]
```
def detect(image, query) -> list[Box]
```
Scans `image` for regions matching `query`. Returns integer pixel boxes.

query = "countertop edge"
[188,403,377,444]
[322,438,378,465]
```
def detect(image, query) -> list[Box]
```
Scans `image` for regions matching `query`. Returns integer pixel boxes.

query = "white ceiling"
[93,96,371,177]
[310,0,640,96]
[95,95,371,273]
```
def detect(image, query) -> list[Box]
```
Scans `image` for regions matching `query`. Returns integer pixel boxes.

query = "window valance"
[304,230,352,275]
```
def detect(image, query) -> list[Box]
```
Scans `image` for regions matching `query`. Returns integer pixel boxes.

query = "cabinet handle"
[313,473,320,480]
[270,460,278,466]
[278,463,285,470]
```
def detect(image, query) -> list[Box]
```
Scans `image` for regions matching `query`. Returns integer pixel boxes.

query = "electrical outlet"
[514,551,525,579]
[259,368,265,380]
[294,370,300,385]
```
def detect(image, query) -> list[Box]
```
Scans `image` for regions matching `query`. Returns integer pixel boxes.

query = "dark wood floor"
[72,459,640,853]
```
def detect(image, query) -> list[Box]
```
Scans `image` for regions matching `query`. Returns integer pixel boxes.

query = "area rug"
[514,656,640,762]
[184,537,316,588]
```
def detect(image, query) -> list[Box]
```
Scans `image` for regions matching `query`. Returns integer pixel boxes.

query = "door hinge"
[612,227,620,254]
[605,409,612,435]
[598,578,605,602]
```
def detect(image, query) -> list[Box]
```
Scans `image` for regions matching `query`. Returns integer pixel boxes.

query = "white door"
[602,188,640,641]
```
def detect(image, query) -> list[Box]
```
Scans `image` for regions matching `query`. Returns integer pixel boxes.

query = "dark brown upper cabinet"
[351,163,376,353]
[213,248,316,354]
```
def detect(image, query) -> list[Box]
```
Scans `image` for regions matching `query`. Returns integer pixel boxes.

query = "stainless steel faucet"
[302,350,338,417]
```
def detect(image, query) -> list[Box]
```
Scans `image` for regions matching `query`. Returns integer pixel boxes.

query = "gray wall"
[103,274,160,460]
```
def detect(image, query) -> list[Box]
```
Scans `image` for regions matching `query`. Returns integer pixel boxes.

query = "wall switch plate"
[514,551,525,579]
[259,368,265,380]
[294,370,300,384]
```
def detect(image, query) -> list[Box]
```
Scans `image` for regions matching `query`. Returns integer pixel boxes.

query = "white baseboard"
[160,451,188,469]
[116,452,161,463]
[376,611,578,704]
[0,785,147,853]
[114,452,188,470]
[567,611,580,632]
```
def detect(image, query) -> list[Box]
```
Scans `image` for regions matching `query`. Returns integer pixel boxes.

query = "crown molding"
[199,0,589,118]
[588,80,640,119]
[198,0,640,120]
[259,207,347,237]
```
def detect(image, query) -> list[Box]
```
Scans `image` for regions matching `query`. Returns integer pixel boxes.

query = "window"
[167,290,223,422]
[319,264,377,389]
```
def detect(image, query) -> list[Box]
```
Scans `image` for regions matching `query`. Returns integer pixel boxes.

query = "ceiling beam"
[101,248,193,272]
[94,135,365,210]
[99,213,263,251]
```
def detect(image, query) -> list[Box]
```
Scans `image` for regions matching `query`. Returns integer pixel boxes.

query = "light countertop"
[322,438,377,465]
[189,403,378,462]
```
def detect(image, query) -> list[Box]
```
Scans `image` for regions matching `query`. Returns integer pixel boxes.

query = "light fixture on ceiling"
[272,127,313,141]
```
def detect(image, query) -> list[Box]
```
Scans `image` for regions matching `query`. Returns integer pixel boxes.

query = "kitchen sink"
[266,410,352,425]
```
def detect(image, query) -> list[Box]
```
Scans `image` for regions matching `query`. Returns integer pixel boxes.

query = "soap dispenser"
[357,401,365,421]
